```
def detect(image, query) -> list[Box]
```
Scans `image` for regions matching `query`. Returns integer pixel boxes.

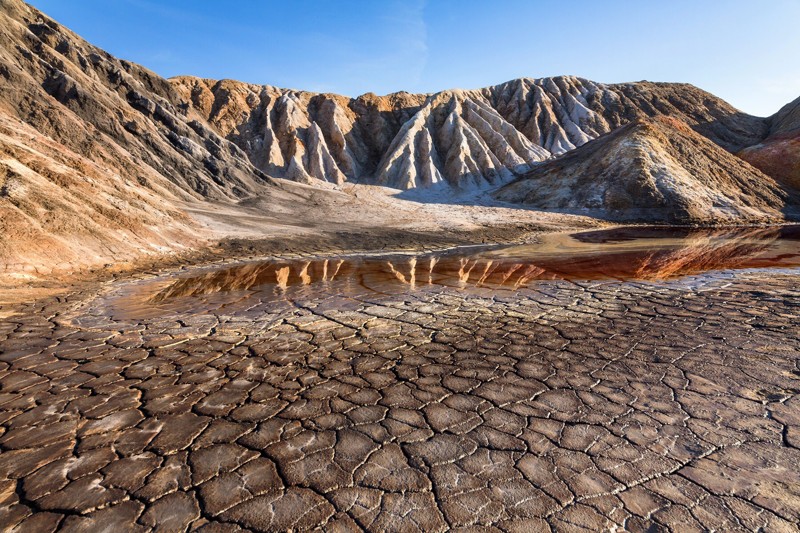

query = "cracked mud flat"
[2,227,800,531]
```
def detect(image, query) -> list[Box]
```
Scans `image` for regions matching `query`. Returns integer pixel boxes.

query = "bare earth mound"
[0,0,274,275]
[739,95,800,191]
[495,116,799,224]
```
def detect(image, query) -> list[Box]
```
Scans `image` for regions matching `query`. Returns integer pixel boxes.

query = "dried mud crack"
[1,263,800,531]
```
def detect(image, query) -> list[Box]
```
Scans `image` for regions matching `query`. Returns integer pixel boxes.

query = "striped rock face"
[171,75,769,191]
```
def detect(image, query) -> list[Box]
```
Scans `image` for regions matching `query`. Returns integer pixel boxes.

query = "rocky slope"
[0,111,202,276]
[769,94,800,136]
[0,0,273,200]
[739,95,800,190]
[495,116,797,223]
[0,0,295,274]
[172,75,769,190]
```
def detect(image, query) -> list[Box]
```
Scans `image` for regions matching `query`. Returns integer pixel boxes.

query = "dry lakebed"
[1,226,800,532]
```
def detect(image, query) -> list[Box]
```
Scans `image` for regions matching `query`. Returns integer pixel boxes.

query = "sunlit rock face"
[0,0,279,271]
[495,116,799,223]
[0,0,270,201]
[171,75,768,191]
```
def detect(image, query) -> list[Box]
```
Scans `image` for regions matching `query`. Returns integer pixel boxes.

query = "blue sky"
[28,0,800,117]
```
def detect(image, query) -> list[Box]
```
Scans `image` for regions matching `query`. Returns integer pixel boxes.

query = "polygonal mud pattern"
[1,270,800,531]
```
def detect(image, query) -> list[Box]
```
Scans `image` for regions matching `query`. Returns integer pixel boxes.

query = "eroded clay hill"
[494,116,798,224]
[171,75,769,190]
[0,0,296,274]
[739,95,800,191]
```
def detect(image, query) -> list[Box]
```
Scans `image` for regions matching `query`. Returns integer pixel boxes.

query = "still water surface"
[102,226,800,322]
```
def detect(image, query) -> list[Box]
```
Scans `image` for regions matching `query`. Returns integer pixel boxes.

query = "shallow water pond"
[97,225,800,323]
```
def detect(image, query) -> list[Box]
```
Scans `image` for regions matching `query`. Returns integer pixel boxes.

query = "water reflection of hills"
[148,226,800,303]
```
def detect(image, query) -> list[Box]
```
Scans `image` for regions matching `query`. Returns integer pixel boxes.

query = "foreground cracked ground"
[1,267,800,531]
